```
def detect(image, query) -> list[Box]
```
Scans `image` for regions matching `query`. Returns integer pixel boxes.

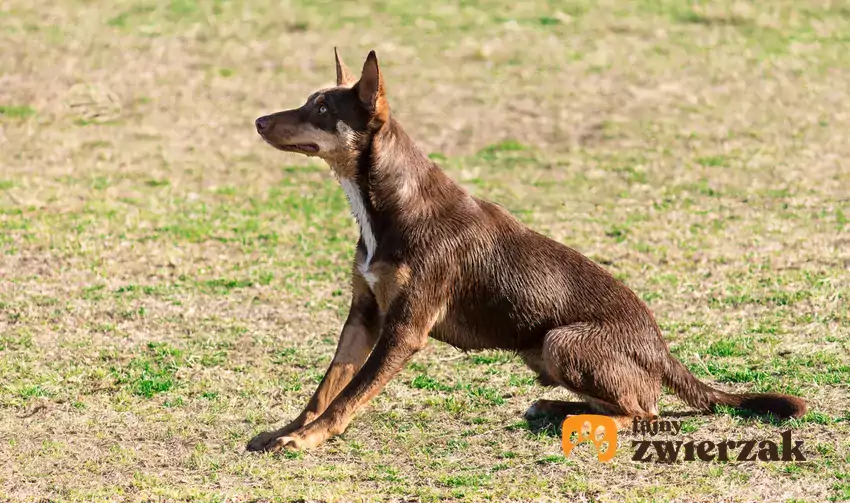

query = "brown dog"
[247,49,807,452]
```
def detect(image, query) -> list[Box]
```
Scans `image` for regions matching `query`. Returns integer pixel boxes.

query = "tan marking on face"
[264,118,362,178]
[325,120,361,179]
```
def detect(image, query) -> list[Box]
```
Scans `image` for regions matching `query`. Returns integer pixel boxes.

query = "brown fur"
[367,258,412,313]
[247,49,808,452]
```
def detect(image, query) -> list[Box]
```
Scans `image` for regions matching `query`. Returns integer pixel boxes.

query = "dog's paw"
[246,430,310,453]
[273,435,304,451]
[524,400,547,419]
[246,430,284,452]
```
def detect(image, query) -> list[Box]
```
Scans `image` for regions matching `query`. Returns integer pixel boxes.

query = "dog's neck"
[366,120,433,209]
[331,119,467,265]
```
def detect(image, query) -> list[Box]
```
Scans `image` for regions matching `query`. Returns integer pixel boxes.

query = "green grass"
[0,0,848,501]
[0,104,35,119]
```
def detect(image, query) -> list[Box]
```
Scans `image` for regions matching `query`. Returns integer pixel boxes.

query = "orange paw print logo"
[561,415,618,462]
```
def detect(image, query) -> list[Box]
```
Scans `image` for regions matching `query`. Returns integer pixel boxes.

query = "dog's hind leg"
[518,349,560,387]
[519,349,595,420]
[537,323,661,427]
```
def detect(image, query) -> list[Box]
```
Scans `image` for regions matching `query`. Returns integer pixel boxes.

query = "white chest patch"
[339,178,378,290]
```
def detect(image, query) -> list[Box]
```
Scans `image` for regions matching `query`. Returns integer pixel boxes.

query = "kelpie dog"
[247,49,807,452]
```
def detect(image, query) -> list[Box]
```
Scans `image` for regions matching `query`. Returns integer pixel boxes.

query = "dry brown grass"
[1,0,848,501]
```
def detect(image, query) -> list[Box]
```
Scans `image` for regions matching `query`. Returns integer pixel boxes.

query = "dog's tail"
[662,354,807,418]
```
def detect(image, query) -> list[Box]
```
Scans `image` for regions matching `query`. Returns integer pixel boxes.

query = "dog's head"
[255,49,390,176]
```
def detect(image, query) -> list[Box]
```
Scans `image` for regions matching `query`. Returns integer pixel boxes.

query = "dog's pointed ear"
[356,50,390,123]
[334,47,356,87]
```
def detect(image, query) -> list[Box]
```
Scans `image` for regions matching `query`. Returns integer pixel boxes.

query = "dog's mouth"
[263,136,319,154]
[267,141,320,154]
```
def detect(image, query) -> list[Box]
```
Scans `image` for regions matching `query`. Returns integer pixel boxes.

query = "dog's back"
[413,193,659,354]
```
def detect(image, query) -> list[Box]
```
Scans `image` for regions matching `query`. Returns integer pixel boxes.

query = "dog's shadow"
[524,416,563,439]
[521,409,738,438]
[522,407,799,439]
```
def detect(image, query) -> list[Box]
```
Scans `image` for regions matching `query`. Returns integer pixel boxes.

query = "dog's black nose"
[255,116,270,134]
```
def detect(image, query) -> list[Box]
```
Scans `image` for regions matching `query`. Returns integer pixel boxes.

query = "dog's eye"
[318,105,328,115]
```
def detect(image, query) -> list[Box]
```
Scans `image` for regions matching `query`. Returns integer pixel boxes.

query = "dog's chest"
[340,178,378,290]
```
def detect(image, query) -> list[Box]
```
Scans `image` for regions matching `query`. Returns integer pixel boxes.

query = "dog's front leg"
[261,295,437,451]
[247,274,380,452]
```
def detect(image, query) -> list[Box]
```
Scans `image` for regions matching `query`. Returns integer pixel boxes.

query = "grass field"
[1,0,849,501]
